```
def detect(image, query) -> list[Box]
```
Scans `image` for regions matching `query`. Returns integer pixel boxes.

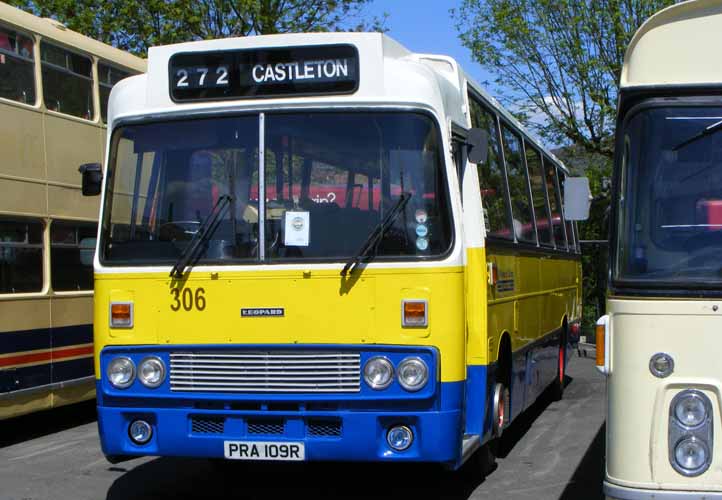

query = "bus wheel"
[551,334,566,401]
[467,442,497,478]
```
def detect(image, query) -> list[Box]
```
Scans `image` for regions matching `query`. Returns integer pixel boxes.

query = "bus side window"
[525,143,554,246]
[468,94,513,239]
[559,171,575,252]
[544,156,567,249]
[50,221,97,291]
[501,124,536,244]
[0,26,35,105]
[0,218,43,294]
[99,62,131,123]
[40,42,93,120]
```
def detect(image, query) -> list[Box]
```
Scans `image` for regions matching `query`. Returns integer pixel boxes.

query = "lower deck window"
[0,219,43,293]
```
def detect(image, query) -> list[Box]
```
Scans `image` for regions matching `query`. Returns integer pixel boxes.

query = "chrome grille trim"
[169,351,361,393]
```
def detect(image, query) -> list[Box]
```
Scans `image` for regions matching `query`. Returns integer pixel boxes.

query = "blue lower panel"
[98,386,463,464]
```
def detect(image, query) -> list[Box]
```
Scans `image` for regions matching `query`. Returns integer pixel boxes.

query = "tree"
[9,0,386,56]
[454,0,675,335]
[453,0,674,159]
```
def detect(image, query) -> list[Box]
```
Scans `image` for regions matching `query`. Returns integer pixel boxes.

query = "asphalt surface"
[0,350,605,500]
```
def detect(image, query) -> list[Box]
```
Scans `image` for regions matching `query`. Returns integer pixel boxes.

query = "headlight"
[674,437,709,475]
[138,356,166,388]
[674,392,707,428]
[107,356,135,389]
[397,357,428,391]
[363,357,394,390]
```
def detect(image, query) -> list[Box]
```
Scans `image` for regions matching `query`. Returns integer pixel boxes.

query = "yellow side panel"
[0,178,47,217]
[0,390,52,420]
[0,103,44,180]
[485,248,581,364]
[94,267,466,382]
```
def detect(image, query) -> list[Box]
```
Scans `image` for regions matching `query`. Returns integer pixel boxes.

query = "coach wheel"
[492,382,509,437]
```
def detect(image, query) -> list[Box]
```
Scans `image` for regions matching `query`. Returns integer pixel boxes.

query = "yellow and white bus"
[87,32,583,469]
[598,0,722,497]
[0,2,145,420]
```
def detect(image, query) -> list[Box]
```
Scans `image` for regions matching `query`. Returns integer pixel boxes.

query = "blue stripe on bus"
[52,356,94,383]
[0,324,92,355]
[0,364,50,393]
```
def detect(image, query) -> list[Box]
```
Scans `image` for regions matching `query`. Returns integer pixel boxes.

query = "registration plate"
[223,441,305,461]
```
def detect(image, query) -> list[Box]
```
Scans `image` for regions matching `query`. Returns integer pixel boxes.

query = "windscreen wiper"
[340,192,411,277]
[673,118,722,151]
[169,195,232,278]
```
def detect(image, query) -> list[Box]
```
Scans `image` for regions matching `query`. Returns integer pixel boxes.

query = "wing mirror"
[563,177,592,221]
[79,162,102,196]
[467,128,489,165]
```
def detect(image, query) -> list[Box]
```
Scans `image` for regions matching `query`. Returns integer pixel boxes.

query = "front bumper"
[605,482,722,499]
[97,400,463,464]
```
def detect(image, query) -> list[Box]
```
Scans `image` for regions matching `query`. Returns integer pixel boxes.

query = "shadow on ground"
[0,399,96,448]
[559,423,605,500]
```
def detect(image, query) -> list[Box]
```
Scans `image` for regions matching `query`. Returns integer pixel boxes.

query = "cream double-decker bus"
[599,1,722,498]
[0,2,145,420]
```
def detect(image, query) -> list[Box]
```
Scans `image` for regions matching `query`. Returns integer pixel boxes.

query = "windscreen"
[615,105,722,285]
[101,112,453,265]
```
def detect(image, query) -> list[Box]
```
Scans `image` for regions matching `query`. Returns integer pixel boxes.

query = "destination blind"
[169,44,359,101]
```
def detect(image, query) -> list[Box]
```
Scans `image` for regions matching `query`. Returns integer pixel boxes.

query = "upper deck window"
[615,105,722,286]
[99,63,131,123]
[0,26,35,105]
[41,43,93,119]
[101,112,452,266]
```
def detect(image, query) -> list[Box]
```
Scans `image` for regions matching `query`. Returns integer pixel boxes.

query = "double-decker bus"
[0,2,145,420]
[598,1,722,498]
[87,33,583,470]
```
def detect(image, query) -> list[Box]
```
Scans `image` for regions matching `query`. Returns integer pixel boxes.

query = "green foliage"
[8,0,387,56]
[455,0,674,335]
[454,0,673,159]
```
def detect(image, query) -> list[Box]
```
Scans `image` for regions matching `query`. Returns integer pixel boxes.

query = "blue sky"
[366,0,496,89]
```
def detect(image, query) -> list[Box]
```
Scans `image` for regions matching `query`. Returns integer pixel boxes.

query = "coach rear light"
[674,437,710,476]
[138,356,166,388]
[397,357,428,391]
[650,352,675,379]
[674,391,708,428]
[107,356,135,389]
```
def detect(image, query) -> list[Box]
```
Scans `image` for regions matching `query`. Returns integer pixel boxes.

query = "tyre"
[550,333,566,401]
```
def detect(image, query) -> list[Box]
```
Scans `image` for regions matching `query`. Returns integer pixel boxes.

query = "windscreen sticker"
[284,211,310,247]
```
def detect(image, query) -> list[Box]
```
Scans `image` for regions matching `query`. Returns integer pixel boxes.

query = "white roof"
[622,0,722,89]
[109,32,566,170]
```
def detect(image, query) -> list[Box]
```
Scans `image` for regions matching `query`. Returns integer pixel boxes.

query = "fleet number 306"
[170,287,206,311]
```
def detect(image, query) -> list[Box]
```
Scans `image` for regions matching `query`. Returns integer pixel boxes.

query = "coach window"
[544,157,567,249]
[501,125,536,243]
[525,143,554,246]
[41,43,93,119]
[0,219,43,294]
[469,96,512,239]
[558,171,576,252]
[99,63,130,123]
[50,222,96,291]
[0,26,35,105]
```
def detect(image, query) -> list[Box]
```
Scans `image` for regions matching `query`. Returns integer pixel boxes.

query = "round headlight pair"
[363,356,428,391]
[107,356,165,389]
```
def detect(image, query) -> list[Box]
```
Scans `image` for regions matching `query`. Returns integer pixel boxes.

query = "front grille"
[191,415,225,434]
[169,351,361,393]
[307,419,342,437]
[247,419,285,435]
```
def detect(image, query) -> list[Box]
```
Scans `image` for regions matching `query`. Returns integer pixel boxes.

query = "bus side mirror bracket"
[564,177,592,221]
[467,128,489,165]
[79,162,102,196]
